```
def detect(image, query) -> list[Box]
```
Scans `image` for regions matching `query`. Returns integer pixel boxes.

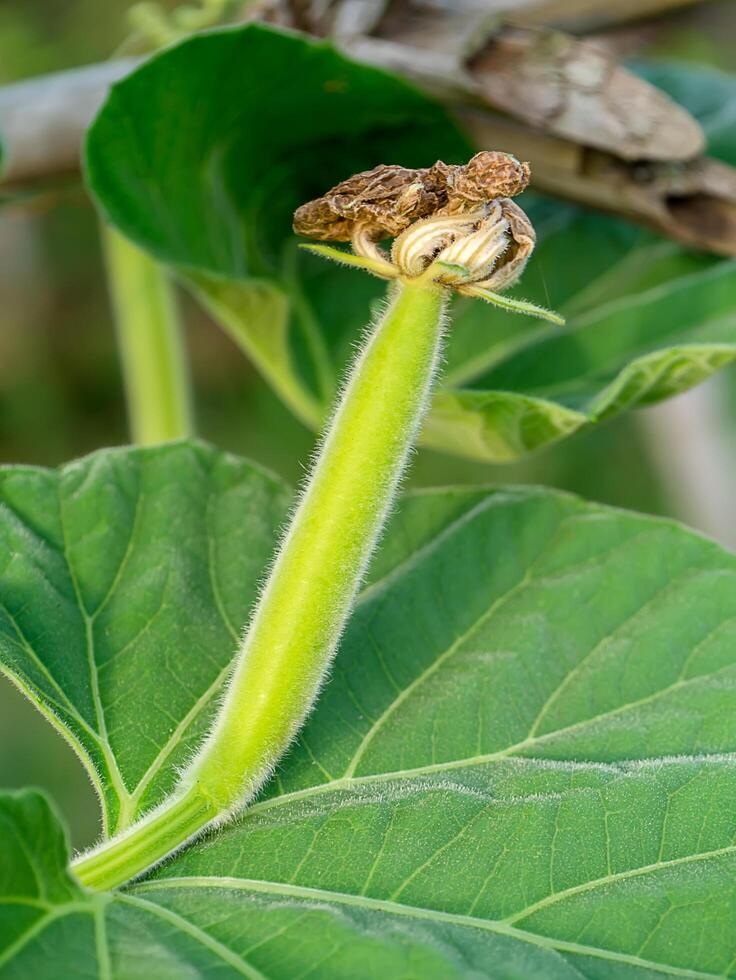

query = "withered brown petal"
[293,152,532,242]
[448,151,531,204]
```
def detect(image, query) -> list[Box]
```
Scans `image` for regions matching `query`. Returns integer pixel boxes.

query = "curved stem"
[71,789,216,892]
[73,278,448,890]
[103,224,193,444]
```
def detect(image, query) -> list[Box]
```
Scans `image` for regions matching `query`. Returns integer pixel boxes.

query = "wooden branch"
[2,9,735,255]
[257,0,710,36]
[458,108,736,255]
[476,0,707,31]
[340,18,736,255]
[0,59,138,185]
[468,27,704,162]
[344,25,705,160]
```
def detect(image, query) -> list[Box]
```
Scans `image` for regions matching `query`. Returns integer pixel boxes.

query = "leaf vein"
[132,877,721,979]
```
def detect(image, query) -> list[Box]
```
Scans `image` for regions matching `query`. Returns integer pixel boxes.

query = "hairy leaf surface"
[2,444,736,976]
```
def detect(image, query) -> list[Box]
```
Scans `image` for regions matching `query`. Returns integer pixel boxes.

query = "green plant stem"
[104,224,193,444]
[70,790,216,892]
[72,278,447,890]
[188,272,324,430]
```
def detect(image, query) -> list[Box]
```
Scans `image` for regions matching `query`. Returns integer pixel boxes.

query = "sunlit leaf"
[3,444,736,975]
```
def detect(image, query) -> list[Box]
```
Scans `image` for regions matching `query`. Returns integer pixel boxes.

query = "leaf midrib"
[132,876,723,979]
[243,749,736,844]
[58,484,135,829]
[117,893,266,978]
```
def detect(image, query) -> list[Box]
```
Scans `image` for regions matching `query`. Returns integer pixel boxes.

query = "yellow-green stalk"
[103,225,192,444]
[73,278,448,889]
[73,154,560,891]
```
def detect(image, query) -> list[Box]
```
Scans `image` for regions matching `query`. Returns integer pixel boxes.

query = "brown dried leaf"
[469,28,704,162]
[504,0,707,31]
[460,108,736,255]
[293,163,432,239]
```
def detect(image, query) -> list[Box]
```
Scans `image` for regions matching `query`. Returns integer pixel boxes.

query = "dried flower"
[294,151,559,323]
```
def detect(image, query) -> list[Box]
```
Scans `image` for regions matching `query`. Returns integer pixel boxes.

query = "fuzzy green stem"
[185,280,446,804]
[72,278,447,890]
[70,790,216,892]
[104,224,193,444]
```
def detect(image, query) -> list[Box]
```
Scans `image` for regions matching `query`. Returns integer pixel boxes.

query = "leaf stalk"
[72,277,448,889]
[103,224,193,445]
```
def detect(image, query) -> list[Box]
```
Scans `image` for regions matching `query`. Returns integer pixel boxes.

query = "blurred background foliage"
[0,0,735,850]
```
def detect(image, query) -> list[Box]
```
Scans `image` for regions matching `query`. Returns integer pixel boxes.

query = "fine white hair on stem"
[71,151,557,890]
[180,282,449,813]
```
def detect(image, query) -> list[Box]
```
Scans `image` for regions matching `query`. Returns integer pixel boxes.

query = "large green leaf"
[3,442,736,975]
[0,441,291,834]
[85,23,470,428]
[436,253,736,459]
[0,791,103,976]
[85,30,736,458]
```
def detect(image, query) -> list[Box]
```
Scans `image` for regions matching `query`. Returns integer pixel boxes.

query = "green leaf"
[3,443,736,975]
[444,255,736,458]
[185,270,325,429]
[86,26,468,279]
[86,36,736,461]
[0,790,97,973]
[0,441,291,834]
[421,389,588,462]
[85,23,470,427]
